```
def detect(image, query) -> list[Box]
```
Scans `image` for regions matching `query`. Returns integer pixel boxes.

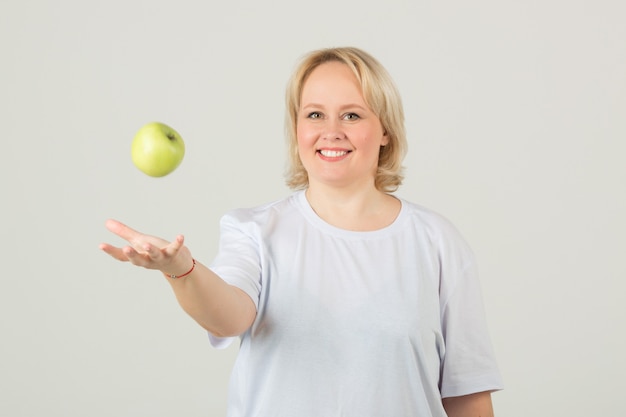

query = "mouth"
[317,149,351,158]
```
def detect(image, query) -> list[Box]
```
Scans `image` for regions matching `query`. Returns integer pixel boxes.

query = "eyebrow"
[300,103,369,112]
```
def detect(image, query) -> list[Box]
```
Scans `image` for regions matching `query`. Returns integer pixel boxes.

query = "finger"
[162,235,185,257]
[123,244,174,271]
[99,243,130,262]
[142,242,163,260]
[143,236,183,260]
[122,245,150,267]
[104,219,145,244]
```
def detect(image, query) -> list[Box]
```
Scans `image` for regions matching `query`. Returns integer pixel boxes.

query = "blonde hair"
[284,47,407,192]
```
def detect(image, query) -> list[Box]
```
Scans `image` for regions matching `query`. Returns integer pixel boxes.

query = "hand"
[99,219,193,276]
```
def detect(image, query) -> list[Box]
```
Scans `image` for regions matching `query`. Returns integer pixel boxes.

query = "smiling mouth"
[318,150,350,158]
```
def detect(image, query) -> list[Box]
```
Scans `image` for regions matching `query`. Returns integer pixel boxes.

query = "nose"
[321,117,345,141]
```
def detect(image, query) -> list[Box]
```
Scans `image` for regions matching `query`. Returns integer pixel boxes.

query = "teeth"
[319,150,348,157]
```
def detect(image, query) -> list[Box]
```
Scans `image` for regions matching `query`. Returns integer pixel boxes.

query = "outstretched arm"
[99,219,256,337]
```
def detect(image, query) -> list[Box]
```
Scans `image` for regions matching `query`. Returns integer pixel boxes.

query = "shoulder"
[219,193,301,232]
[398,198,475,263]
[400,199,466,240]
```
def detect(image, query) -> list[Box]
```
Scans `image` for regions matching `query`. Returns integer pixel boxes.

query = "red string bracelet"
[166,259,196,279]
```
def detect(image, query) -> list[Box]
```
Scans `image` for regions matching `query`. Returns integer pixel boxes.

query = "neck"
[304,183,400,231]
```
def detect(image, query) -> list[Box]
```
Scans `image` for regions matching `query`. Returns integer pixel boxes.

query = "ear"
[381,130,390,146]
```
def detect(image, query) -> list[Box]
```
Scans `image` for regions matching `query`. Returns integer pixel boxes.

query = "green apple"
[131,122,185,177]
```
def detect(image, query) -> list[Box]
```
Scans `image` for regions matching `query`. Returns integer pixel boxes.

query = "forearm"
[99,220,256,337]
[166,261,256,337]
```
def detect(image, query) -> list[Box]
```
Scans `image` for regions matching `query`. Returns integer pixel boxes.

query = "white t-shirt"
[209,191,503,417]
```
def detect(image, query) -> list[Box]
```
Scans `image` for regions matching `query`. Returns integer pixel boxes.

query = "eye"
[307,111,322,119]
[343,112,360,121]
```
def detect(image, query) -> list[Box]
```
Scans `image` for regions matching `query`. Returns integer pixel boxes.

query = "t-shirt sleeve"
[436,220,504,398]
[207,211,263,348]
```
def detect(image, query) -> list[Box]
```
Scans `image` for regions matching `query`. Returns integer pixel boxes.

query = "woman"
[100,47,503,416]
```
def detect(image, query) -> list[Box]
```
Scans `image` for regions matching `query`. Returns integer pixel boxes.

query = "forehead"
[301,61,363,100]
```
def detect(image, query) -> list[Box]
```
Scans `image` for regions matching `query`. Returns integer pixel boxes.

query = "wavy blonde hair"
[284,47,407,192]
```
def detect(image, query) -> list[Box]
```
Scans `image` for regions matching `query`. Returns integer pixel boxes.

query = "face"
[296,61,388,190]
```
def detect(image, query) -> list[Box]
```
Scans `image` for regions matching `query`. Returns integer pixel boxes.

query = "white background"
[1,0,624,415]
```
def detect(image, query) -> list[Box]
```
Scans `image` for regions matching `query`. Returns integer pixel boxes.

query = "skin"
[296,61,400,231]
[298,63,495,414]
[297,61,389,191]
[99,220,256,338]
[443,391,495,417]
[100,60,495,416]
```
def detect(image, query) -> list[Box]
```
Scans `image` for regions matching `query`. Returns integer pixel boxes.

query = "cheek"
[295,128,310,159]
[296,125,304,143]
[296,124,316,147]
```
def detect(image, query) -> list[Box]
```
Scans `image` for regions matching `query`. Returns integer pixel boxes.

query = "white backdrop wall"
[1,0,624,416]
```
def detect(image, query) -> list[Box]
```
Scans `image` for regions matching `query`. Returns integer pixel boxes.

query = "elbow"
[196,307,256,338]
[202,321,252,339]
[181,284,257,338]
